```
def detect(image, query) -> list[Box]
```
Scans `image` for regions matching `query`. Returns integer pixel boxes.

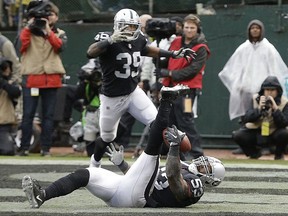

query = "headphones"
[184,14,202,33]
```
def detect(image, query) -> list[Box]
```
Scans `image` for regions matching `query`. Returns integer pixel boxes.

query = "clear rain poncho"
[218,38,288,120]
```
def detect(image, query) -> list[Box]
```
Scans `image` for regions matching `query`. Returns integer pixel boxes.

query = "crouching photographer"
[233,76,288,160]
[0,58,21,155]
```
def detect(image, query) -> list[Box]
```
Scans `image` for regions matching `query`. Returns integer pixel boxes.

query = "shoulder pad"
[94,32,112,42]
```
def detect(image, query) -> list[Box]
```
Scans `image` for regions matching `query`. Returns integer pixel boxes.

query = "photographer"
[69,58,102,156]
[0,57,21,155]
[233,76,288,160]
[158,14,211,160]
[18,1,67,156]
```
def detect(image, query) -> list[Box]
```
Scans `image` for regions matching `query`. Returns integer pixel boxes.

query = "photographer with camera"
[233,76,288,160]
[18,1,67,156]
[68,58,102,156]
[0,57,21,155]
[157,14,210,160]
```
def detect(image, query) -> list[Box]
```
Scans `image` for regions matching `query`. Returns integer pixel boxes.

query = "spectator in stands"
[233,76,288,160]
[0,57,21,155]
[17,1,67,156]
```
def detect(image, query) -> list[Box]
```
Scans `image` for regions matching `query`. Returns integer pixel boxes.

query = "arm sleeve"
[242,108,262,123]
[272,104,288,128]
[20,28,31,54]
[87,40,110,58]
[47,31,66,53]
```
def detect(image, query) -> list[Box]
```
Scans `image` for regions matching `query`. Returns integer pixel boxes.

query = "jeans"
[21,87,57,151]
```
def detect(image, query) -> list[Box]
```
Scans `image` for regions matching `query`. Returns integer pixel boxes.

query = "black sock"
[44,169,89,201]
[93,137,110,161]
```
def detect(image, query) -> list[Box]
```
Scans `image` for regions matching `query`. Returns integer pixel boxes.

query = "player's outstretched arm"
[165,126,190,201]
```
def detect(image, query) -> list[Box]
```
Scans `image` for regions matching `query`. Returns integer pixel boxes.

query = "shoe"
[40,150,51,157]
[274,154,284,160]
[17,149,29,156]
[89,154,101,168]
[249,151,262,159]
[160,84,190,101]
[22,176,45,208]
[232,148,244,155]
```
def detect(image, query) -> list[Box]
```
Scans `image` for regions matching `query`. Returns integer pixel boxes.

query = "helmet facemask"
[113,9,141,42]
[188,156,225,187]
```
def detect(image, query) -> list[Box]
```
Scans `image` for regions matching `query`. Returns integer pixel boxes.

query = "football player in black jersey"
[22,85,205,208]
[86,8,196,167]
[106,127,225,208]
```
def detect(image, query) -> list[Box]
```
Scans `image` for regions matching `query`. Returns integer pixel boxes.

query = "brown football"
[162,129,192,152]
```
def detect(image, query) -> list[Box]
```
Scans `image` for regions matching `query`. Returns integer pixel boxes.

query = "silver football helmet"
[188,156,225,187]
[113,8,141,42]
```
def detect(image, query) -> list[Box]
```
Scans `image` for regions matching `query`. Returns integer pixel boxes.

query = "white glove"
[108,25,129,44]
[172,48,197,62]
[105,143,124,166]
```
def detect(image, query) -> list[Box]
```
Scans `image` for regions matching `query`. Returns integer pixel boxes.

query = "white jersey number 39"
[115,52,141,78]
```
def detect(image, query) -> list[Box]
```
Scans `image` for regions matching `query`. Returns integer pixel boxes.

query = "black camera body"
[264,97,272,111]
[145,18,176,40]
[26,0,52,19]
[26,0,52,35]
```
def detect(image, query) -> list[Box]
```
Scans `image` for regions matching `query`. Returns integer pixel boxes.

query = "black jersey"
[146,166,204,208]
[94,32,149,97]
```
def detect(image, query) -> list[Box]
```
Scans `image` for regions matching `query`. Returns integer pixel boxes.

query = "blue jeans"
[21,87,57,151]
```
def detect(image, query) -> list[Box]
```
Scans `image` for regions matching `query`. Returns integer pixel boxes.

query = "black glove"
[159,69,170,78]
[163,125,185,147]
[142,80,150,92]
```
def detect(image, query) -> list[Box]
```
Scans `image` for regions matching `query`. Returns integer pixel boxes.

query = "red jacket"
[162,37,210,89]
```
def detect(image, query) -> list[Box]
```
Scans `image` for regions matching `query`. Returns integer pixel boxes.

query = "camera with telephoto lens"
[26,0,52,34]
[145,18,176,40]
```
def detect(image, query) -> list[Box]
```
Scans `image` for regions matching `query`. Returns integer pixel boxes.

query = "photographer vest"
[245,94,288,134]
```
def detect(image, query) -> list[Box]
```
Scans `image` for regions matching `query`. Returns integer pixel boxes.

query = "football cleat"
[22,175,45,208]
[160,84,190,101]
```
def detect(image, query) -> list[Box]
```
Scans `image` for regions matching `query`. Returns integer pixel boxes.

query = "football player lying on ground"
[106,135,225,207]
[22,85,225,208]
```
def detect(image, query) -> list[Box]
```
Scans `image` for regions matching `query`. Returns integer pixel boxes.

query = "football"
[162,129,192,152]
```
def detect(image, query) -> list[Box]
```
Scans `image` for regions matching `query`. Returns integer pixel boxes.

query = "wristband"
[159,49,174,58]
